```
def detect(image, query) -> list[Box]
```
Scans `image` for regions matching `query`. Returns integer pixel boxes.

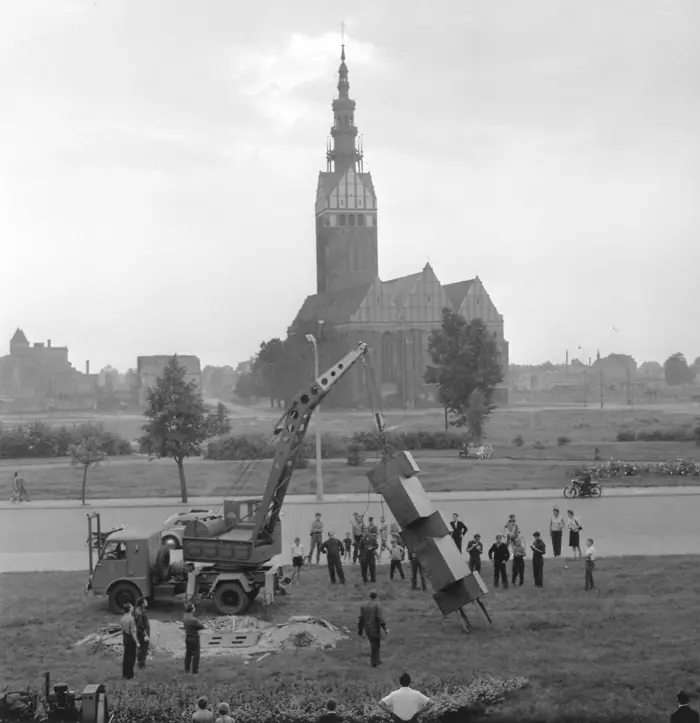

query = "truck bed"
[182,525,281,567]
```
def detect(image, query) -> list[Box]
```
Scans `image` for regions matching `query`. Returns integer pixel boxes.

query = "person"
[359,532,378,584]
[549,507,565,558]
[503,514,519,549]
[584,538,596,592]
[215,702,234,723]
[366,516,379,553]
[320,532,345,584]
[671,690,700,723]
[133,597,151,669]
[358,589,388,668]
[342,532,353,561]
[389,521,401,545]
[530,532,546,588]
[192,697,214,723]
[466,534,483,573]
[449,513,468,553]
[378,673,432,723]
[183,602,205,675]
[291,537,304,585]
[351,512,365,564]
[119,602,138,680]
[511,535,526,586]
[580,473,593,496]
[389,540,406,580]
[317,699,343,723]
[408,549,426,591]
[567,510,583,559]
[488,535,510,588]
[11,472,30,503]
[308,513,324,564]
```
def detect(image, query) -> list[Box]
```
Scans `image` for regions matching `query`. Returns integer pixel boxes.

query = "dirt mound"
[75,615,347,660]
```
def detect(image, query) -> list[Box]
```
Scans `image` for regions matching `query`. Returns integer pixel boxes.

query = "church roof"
[10,328,28,345]
[317,170,375,200]
[295,281,374,324]
[382,272,423,303]
[443,279,475,311]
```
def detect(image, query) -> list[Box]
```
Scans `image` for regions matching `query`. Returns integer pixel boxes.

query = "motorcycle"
[563,478,602,499]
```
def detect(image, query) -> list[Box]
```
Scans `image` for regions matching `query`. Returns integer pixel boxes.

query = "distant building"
[136,355,202,406]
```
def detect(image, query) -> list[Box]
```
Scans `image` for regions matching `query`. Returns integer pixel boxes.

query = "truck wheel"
[213,582,250,616]
[161,535,180,550]
[109,583,139,615]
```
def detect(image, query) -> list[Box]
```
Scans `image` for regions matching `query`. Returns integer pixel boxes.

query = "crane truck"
[84,342,370,616]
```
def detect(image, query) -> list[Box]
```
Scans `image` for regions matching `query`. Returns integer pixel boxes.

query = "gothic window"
[340,199,345,207]
[381,332,396,383]
[349,214,355,226]
[339,214,346,226]
[358,214,365,226]
[358,199,363,207]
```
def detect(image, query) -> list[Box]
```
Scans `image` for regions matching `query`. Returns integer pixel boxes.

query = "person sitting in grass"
[317,698,343,723]
[215,702,234,723]
[378,673,432,723]
[192,697,214,723]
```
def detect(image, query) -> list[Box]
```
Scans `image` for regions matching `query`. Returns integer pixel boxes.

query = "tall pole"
[306,333,324,501]
[599,361,604,409]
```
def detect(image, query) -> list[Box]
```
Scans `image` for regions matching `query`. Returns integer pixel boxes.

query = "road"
[1,487,699,573]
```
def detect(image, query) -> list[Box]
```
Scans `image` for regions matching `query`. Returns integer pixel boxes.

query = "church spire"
[326,44,364,173]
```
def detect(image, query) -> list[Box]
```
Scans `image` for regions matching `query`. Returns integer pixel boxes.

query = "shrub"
[616,429,636,442]
[511,435,524,447]
[615,427,695,443]
[557,436,571,447]
[573,458,700,479]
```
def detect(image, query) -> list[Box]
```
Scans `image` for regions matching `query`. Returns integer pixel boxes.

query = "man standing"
[320,532,345,584]
[449,513,468,553]
[584,538,596,592]
[389,540,406,580]
[134,597,151,670]
[503,514,519,550]
[358,590,388,668]
[351,512,365,564]
[378,517,390,560]
[119,603,138,680]
[488,535,510,588]
[183,602,205,675]
[549,507,565,558]
[530,532,546,588]
[359,533,378,584]
[366,516,379,545]
[379,673,432,723]
[466,534,483,573]
[11,472,30,503]
[308,513,324,565]
[511,535,526,586]
[408,549,426,591]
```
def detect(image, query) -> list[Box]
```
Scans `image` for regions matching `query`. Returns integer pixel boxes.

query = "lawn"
[1,556,699,722]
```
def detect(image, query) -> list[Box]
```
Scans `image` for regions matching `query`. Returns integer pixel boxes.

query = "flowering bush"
[574,458,700,479]
[104,676,528,723]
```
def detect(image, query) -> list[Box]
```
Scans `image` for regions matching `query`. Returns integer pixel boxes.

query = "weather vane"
[338,20,346,44]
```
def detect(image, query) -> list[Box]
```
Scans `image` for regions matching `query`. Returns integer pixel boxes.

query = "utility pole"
[599,362,604,409]
[306,323,325,502]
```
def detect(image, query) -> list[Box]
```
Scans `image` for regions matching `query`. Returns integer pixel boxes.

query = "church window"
[340,199,345,207]
[357,199,363,207]
[330,215,337,226]
[339,214,346,226]
[324,216,330,226]
[349,214,356,226]
[358,214,365,226]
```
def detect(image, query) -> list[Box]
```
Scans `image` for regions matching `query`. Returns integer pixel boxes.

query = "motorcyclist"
[580,474,593,496]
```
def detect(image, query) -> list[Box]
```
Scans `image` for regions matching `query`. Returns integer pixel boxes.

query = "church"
[292,47,509,408]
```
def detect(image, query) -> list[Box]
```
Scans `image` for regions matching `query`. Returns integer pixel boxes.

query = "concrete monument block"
[379,475,434,528]
[400,509,452,550]
[367,451,421,492]
[414,536,470,590]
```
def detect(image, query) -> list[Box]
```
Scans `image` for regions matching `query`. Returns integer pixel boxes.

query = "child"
[342,532,353,561]
[584,538,596,591]
[291,537,304,585]
[530,532,546,588]
[389,540,406,580]
[466,534,483,573]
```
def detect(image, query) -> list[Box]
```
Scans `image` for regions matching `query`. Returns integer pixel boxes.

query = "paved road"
[1,487,699,573]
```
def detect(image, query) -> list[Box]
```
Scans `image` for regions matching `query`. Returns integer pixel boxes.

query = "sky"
[2,0,699,372]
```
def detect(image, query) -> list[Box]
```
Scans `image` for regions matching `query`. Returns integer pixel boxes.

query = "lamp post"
[305,327,324,502]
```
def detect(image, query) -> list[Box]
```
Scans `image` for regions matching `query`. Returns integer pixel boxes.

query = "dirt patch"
[74,615,348,660]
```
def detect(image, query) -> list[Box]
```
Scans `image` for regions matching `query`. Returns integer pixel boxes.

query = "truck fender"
[106,578,145,597]
[212,572,253,593]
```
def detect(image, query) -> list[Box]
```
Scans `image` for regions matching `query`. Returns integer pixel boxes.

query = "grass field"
[1,556,699,721]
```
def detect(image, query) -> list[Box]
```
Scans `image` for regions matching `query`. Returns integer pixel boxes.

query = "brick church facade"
[293,47,509,407]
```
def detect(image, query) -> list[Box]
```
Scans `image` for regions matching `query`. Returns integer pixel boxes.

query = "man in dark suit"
[358,589,388,667]
[450,513,468,553]
[671,691,700,723]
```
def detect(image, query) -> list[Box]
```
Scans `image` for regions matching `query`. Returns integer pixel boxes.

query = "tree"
[207,401,232,437]
[69,436,107,506]
[253,338,288,408]
[424,309,504,433]
[463,389,489,443]
[664,353,694,386]
[139,355,208,503]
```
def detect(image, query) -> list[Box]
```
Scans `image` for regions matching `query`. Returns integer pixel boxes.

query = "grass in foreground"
[1,556,699,721]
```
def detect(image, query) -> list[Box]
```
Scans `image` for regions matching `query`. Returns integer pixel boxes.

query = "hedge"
[616,426,698,442]
[0,421,132,459]
[206,430,466,461]
[102,676,528,723]
[574,458,700,479]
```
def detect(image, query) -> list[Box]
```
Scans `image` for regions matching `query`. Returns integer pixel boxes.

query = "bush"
[511,435,524,447]
[573,458,700,479]
[615,426,695,442]
[557,436,571,447]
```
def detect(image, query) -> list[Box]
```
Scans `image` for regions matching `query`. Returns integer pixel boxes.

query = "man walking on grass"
[183,602,205,675]
[584,538,597,592]
[531,532,546,588]
[378,673,433,723]
[119,603,138,680]
[488,535,510,588]
[358,589,388,668]
[134,597,151,669]
[320,532,345,584]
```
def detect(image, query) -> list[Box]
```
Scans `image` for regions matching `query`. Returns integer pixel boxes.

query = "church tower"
[315,46,378,294]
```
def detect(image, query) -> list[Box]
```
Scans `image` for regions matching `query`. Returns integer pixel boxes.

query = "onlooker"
[358,589,388,668]
[366,516,379,541]
[308,513,324,564]
[549,507,565,558]
[389,540,406,580]
[530,532,546,588]
[133,597,151,669]
[466,534,483,573]
[449,513,468,553]
[378,673,432,723]
[342,532,353,561]
[320,532,345,584]
[389,521,400,544]
[183,602,205,675]
[378,517,390,560]
[119,602,137,680]
[359,533,378,584]
[351,512,365,564]
[488,535,510,588]
[192,697,214,723]
[584,538,596,592]
[11,471,30,503]
[503,514,519,548]
[671,691,699,723]
[408,549,426,591]
[567,510,583,559]
[511,535,526,586]
[215,703,234,723]
[317,699,343,723]
[291,537,304,585]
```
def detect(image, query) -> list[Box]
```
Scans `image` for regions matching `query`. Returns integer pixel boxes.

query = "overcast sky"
[2,0,698,372]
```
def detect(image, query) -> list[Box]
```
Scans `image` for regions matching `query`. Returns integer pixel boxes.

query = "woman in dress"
[566,509,583,559]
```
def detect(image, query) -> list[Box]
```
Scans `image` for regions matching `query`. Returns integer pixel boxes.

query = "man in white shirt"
[584,538,596,591]
[290,537,304,585]
[379,673,432,723]
[549,507,565,558]
[119,603,138,680]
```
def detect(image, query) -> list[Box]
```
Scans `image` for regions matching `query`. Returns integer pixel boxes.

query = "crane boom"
[250,342,369,545]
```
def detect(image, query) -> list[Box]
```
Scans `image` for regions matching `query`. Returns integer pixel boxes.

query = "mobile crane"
[85,342,370,615]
